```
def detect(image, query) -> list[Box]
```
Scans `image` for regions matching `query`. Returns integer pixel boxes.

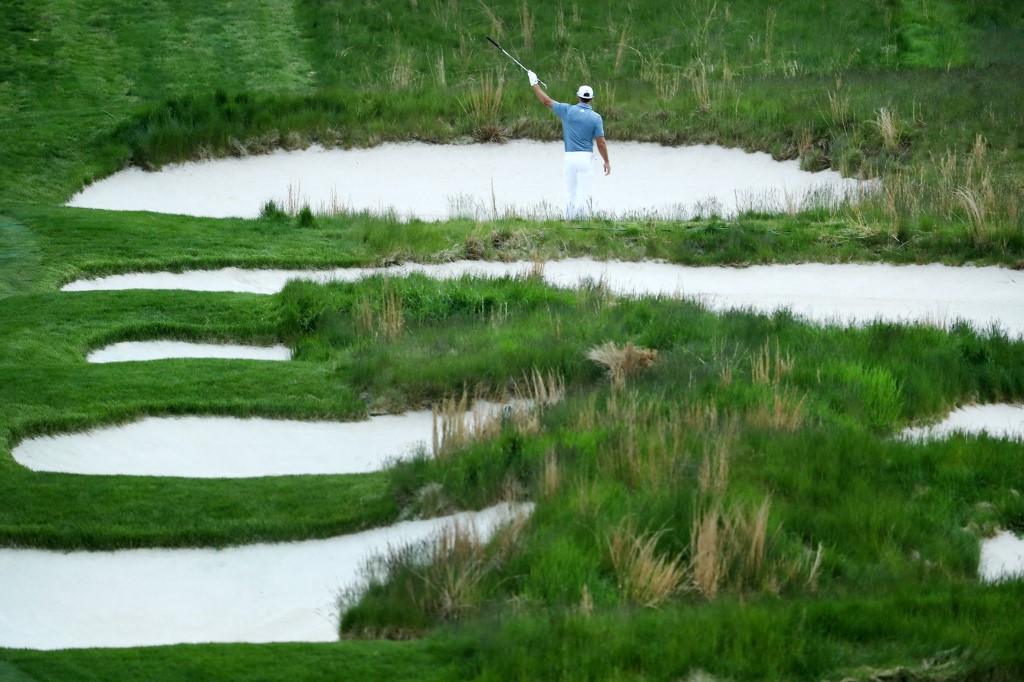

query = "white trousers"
[563,151,595,220]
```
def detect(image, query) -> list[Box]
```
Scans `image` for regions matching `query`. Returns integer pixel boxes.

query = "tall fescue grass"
[846,132,1021,250]
[458,72,506,142]
[341,508,532,637]
[431,369,563,459]
[5,254,1024,676]
[4,1,1024,678]
[607,521,687,608]
[586,341,658,390]
[688,421,821,599]
[301,275,1024,646]
[352,276,403,339]
[871,107,904,151]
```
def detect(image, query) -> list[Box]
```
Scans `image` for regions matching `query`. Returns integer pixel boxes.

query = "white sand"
[64,259,1024,338]
[979,531,1024,583]
[12,400,520,477]
[0,502,530,649]
[38,141,1023,646]
[900,405,1024,584]
[900,404,1024,441]
[12,413,435,477]
[87,341,291,363]
[66,141,872,221]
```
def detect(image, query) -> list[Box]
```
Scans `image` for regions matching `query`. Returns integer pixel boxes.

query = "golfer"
[528,70,610,220]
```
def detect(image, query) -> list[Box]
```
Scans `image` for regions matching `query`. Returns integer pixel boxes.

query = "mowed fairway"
[2,1,1024,680]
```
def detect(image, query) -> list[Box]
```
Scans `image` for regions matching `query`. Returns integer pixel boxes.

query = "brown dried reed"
[431,369,564,459]
[608,521,687,608]
[750,338,793,385]
[587,341,658,390]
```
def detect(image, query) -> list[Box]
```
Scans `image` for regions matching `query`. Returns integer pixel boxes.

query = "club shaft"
[486,36,546,88]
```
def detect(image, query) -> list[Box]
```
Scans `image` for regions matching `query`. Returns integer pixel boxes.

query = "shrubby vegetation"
[1,0,1023,679]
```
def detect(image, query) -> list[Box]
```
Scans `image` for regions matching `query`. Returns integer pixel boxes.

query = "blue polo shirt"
[551,101,604,152]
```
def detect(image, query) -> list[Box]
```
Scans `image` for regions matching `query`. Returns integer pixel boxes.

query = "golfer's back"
[553,102,604,153]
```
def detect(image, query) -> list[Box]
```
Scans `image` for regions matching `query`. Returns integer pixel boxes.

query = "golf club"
[485,36,546,88]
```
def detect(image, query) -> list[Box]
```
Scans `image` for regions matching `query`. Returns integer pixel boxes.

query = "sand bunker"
[900,404,1024,441]
[980,531,1024,583]
[0,502,530,649]
[900,404,1024,585]
[13,399,521,477]
[13,413,436,477]
[66,142,872,221]
[87,341,291,363]
[64,259,1024,338]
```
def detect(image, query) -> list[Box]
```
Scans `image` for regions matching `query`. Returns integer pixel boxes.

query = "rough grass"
[3,1,1024,680]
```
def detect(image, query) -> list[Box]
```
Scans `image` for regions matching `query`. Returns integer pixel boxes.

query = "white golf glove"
[528,70,539,86]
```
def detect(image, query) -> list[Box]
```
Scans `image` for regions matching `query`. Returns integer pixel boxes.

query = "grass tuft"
[587,341,658,390]
[608,521,687,608]
[872,107,904,151]
[459,73,507,143]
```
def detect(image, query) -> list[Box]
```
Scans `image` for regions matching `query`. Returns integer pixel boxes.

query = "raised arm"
[528,71,553,108]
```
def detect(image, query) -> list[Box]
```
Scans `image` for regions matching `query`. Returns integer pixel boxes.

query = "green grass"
[2,0,1024,680]
[0,640,462,682]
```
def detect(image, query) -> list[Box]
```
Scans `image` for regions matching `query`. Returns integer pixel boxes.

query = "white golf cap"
[577,85,594,99]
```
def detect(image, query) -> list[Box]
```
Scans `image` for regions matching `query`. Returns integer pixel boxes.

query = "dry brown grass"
[608,521,687,608]
[747,339,804,431]
[556,6,567,40]
[353,294,375,337]
[614,22,630,73]
[381,283,404,341]
[570,473,607,520]
[507,367,566,435]
[572,391,602,432]
[432,388,502,459]
[579,583,594,616]
[514,367,565,407]
[689,501,726,599]
[711,339,741,387]
[587,341,658,390]
[434,50,446,87]
[413,525,480,620]
[459,72,506,143]
[871,107,903,151]
[352,280,404,341]
[574,392,726,492]
[750,338,793,386]
[826,82,850,129]
[411,507,530,622]
[698,434,731,498]
[610,395,685,491]
[407,521,488,622]
[689,496,774,599]
[519,0,534,50]
[747,384,807,431]
[432,370,564,459]
[688,59,711,111]
[569,391,820,602]
[955,185,984,222]
[540,450,560,499]
[686,429,821,598]
[475,0,504,37]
